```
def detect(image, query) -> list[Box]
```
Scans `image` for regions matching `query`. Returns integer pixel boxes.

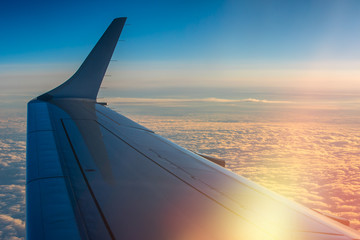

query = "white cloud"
[0,118,26,239]
[1,93,360,239]
[127,113,360,231]
[102,97,292,105]
[0,185,25,240]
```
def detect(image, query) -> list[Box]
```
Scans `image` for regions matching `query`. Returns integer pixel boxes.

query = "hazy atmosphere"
[1,0,360,239]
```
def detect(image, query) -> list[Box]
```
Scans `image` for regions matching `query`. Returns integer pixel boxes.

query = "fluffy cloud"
[127,112,360,231]
[0,118,26,239]
[0,214,25,240]
[1,95,360,239]
[102,97,292,105]
[0,184,25,240]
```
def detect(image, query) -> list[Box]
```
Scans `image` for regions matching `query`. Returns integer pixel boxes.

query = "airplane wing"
[26,18,360,240]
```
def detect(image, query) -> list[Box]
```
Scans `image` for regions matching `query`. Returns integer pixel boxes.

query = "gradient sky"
[2,0,360,95]
[1,0,360,62]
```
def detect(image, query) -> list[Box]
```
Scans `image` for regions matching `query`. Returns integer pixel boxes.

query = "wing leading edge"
[26,18,360,240]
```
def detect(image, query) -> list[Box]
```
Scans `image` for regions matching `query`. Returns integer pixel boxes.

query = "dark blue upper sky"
[2,0,360,65]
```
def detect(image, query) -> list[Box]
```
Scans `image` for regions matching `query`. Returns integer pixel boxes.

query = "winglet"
[38,17,126,101]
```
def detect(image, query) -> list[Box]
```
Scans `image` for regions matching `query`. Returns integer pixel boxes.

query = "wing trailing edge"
[38,17,126,101]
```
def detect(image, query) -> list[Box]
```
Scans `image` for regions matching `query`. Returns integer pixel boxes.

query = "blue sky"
[2,0,360,63]
[1,0,360,94]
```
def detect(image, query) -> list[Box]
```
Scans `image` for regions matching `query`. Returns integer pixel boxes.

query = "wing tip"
[38,17,127,101]
[114,17,127,21]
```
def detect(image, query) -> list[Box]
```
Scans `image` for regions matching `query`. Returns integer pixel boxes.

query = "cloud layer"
[127,113,360,231]
[1,94,360,239]
[103,97,292,104]
[0,118,26,239]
